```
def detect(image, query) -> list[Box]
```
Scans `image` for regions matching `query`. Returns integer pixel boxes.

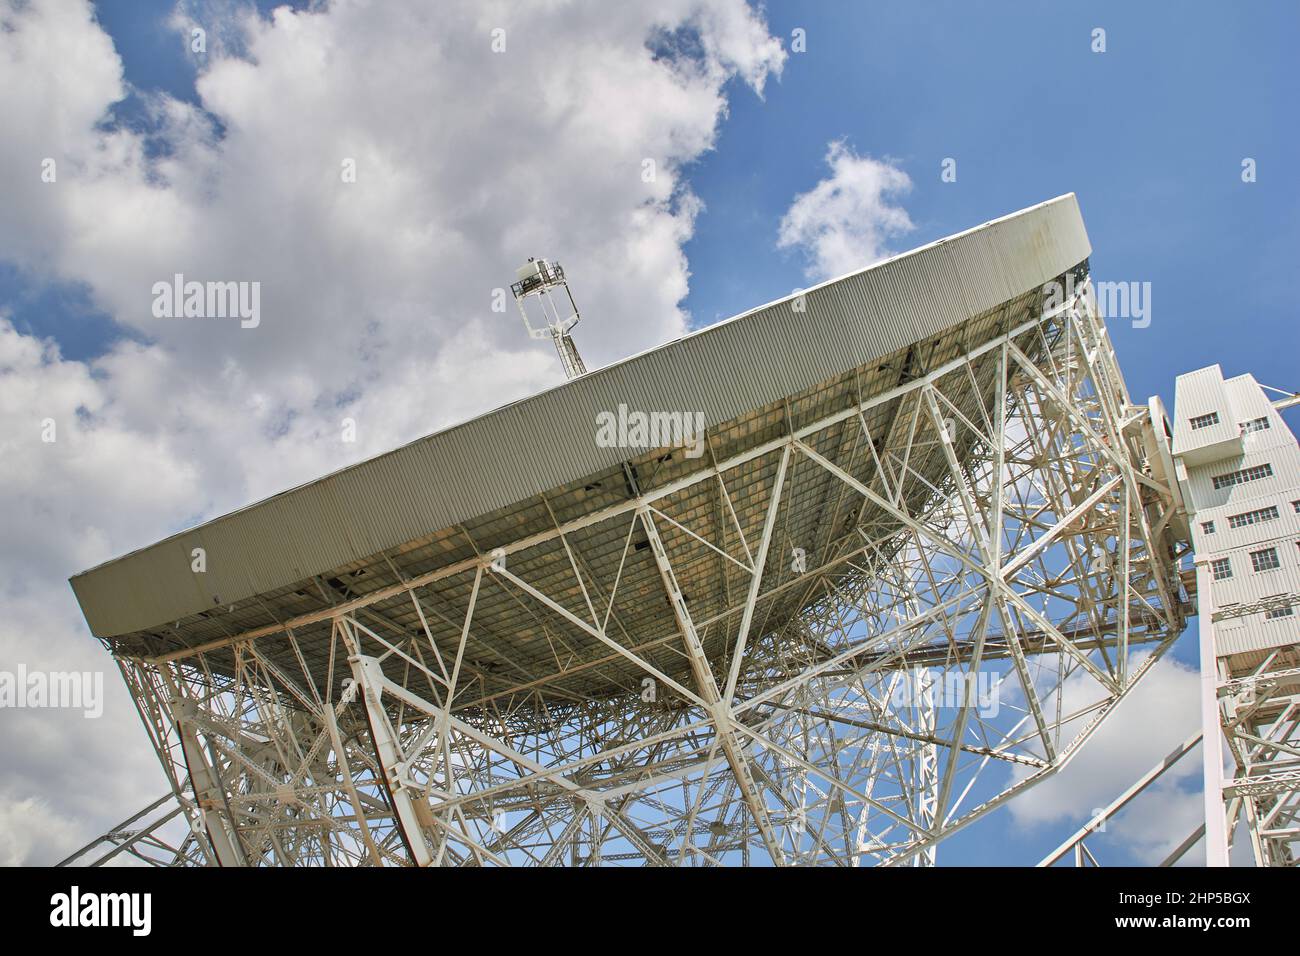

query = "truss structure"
[1204,640,1300,866]
[55,792,203,868]
[84,285,1190,866]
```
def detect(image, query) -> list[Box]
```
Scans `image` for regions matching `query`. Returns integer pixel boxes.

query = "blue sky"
[682,1,1299,415]
[3,0,1295,865]
[44,1,1296,420]
[679,3,1295,867]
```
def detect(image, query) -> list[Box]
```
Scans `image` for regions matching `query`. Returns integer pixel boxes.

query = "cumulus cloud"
[0,792,82,867]
[1003,653,1206,864]
[0,0,785,861]
[777,140,913,281]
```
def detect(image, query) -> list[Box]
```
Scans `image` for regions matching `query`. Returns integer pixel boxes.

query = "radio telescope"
[65,195,1197,866]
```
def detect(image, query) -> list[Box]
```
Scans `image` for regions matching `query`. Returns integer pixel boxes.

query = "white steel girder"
[1208,645,1300,867]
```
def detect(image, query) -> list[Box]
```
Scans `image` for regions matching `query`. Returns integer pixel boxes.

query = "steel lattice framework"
[86,283,1190,867]
[1211,652,1300,865]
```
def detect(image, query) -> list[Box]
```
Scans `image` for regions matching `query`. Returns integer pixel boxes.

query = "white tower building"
[1172,365,1300,866]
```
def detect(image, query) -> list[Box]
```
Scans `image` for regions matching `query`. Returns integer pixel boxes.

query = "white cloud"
[0,792,82,867]
[1004,652,1205,864]
[0,0,785,861]
[1100,778,1205,866]
[777,140,913,281]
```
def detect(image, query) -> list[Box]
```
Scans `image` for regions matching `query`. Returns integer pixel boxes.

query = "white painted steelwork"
[65,199,1192,866]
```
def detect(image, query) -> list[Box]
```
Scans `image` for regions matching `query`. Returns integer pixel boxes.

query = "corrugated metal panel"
[1217,614,1300,655]
[1183,448,1296,508]
[1211,543,1300,607]
[70,194,1092,638]
[1171,366,1236,457]
[1197,509,1300,556]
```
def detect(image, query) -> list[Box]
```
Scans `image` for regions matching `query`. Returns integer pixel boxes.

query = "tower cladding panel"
[1173,365,1300,654]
